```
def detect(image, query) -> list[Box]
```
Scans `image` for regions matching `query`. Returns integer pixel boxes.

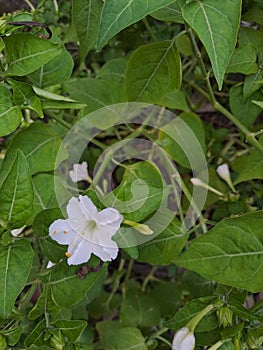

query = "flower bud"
[49,331,64,350]
[217,306,233,328]
[172,327,195,350]
[216,164,236,192]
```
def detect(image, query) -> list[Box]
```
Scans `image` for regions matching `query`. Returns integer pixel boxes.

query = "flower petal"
[97,207,122,224]
[91,241,119,262]
[67,197,86,220]
[49,219,76,245]
[67,240,92,265]
[79,195,98,220]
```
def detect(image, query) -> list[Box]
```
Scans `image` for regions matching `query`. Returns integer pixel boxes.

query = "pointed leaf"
[174,211,263,292]
[46,259,107,308]
[126,40,181,103]
[8,79,43,118]
[96,321,147,350]
[1,122,67,176]
[150,2,183,23]
[96,0,175,50]
[0,84,22,137]
[65,78,126,113]
[0,150,34,227]
[178,0,241,89]
[26,48,74,88]
[138,216,188,265]
[52,320,87,342]
[232,136,263,184]
[3,33,63,77]
[0,239,34,317]
[229,85,262,128]
[73,0,103,65]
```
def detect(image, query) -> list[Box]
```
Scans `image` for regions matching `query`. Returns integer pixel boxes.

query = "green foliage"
[0,0,262,348]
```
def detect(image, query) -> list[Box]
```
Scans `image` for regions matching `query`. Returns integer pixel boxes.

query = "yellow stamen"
[65,252,71,258]
[63,230,67,234]
[53,230,57,235]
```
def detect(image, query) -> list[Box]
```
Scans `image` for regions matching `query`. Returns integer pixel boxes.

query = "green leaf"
[97,57,127,83]
[0,325,23,346]
[120,291,161,328]
[65,78,126,113]
[138,216,188,265]
[159,112,206,168]
[229,85,263,128]
[46,259,107,308]
[24,319,46,348]
[3,33,63,77]
[41,100,86,109]
[226,44,258,75]
[126,40,181,103]
[96,321,147,350]
[238,26,263,51]
[32,174,70,214]
[1,122,67,176]
[243,70,263,99]
[106,161,164,222]
[232,136,263,184]
[158,90,189,111]
[174,211,263,292]
[96,0,175,50]
[0,150,34,227]
[164,296,217,331]
[0,239,34,317]
[73,0,103,65]
[178,0,241,89]
[52,319,87,342]
[150,2,183,23]
[8,79,43,118]
[0,84,22,137]
[28,286,61,320]
[26,48,74,88]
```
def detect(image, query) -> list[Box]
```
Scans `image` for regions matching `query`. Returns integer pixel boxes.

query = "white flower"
[49,195,122,265]
[69,162,88,182]
[216,164,235,192]
[172,327,195,350]
[11,225,26,237]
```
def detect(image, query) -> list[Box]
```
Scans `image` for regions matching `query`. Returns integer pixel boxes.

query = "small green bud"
[146,337,158,349]
[49,331,64,350]
[217,306,233,328]
[0,334,7,350]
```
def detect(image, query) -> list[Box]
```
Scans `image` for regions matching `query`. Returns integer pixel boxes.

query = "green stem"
[155,335,172,347]
[143,17,158,42]
[186,304,214,331]
[187,26,263,155]
[48,112,71,129]
[24,0,35,11]
[208,340,224,350]
[179,176,207,234]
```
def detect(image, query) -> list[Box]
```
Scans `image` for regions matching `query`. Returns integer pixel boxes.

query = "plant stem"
[24,0,35,11]
[187,26,263,155]
[143,17,158,42]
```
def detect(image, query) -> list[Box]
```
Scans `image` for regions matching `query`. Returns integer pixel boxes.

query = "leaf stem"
[142,17,158,42]
[186,26,263,154]
[24,0,36,11]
